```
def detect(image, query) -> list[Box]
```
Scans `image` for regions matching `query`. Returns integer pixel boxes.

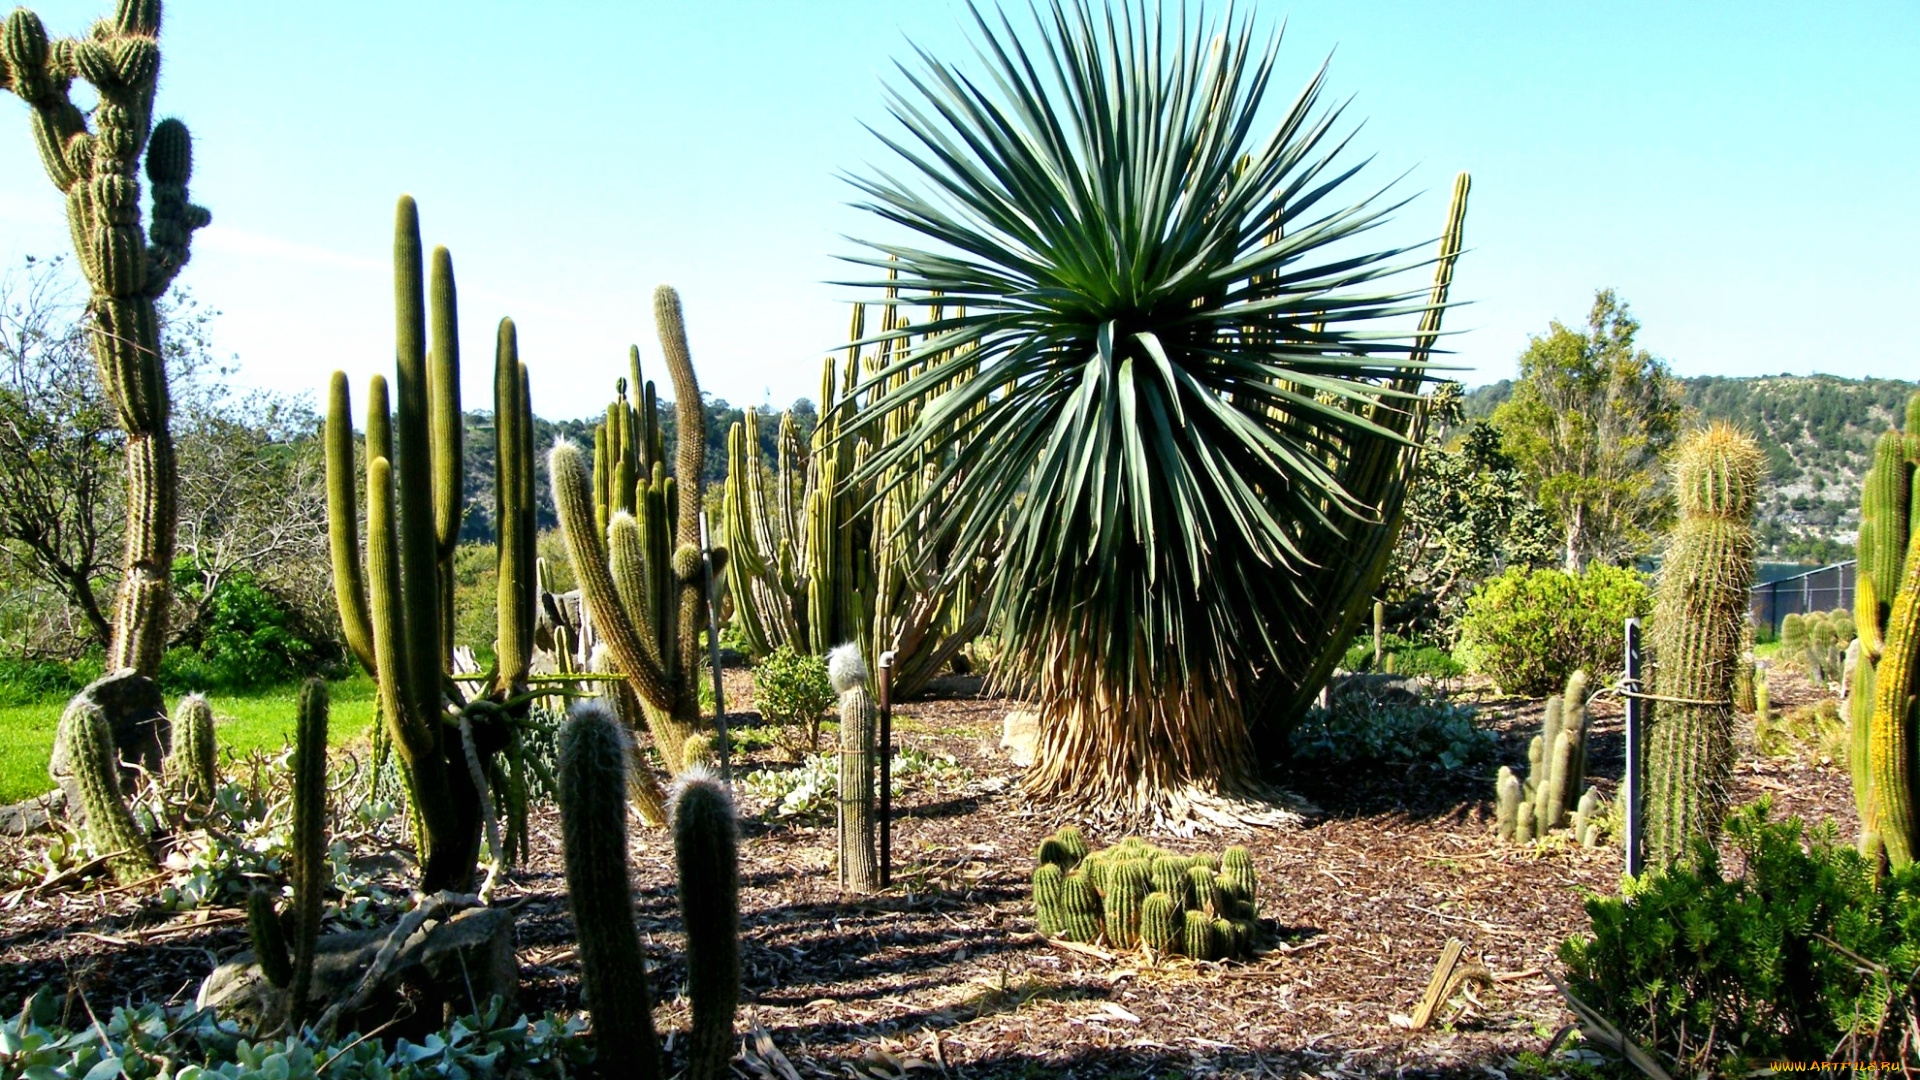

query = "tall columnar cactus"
[56,696,153,882]
[1494,669,1591,843]
[830,643,878,892]
[558,701,742,1080]
[551,287,718,778]
[1852,402,1920,860]
[1,0,211,677]
[1645,424,1764,869]
[720,298,992,699]
[287,679,327,1025]
[165,693,216,809]
[325,197,536,893]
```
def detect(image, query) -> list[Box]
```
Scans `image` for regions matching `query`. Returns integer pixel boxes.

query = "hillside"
[1465,373,1918,564]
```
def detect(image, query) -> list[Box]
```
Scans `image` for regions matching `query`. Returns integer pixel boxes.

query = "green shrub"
[1289,695,1495,773]
[1457,563,1650,696]
[0,654,104,706]
[1560,802,1920,1074]
[1339,632,1465,679]
[750,645,836,751]
[167,567,338,692]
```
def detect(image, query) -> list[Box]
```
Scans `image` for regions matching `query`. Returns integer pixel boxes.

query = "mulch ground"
[0,666,1859,1078]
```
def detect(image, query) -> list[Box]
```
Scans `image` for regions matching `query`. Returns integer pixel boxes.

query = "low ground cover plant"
[1289,693,1495,773]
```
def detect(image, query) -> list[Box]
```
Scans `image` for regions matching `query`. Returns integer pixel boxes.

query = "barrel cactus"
[1026,831,1260,959]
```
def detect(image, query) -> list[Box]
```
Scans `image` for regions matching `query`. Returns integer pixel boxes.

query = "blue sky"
[1,1,1914,422]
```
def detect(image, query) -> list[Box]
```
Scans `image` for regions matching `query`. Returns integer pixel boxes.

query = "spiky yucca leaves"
[843,1,1468,816]
[165,693,216,809]
[1645,424,1764,868]
[1,0,211,677]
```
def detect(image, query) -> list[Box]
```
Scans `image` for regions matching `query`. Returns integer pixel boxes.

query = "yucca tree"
[843,0,1467,817]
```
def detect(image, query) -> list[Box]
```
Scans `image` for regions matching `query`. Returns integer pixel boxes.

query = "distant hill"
[1465,374,1919,565]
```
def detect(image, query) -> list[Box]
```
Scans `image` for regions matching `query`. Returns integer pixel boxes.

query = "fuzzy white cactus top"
[827,642,869,695]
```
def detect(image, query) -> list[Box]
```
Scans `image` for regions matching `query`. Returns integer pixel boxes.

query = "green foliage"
[1289,695,1495,773]
[1560,803,1920,1074]
[0,653,103,706]
[1491,289,1686,569]
[166,565,333,691]
[0,992,591,1079]
[1457,563,1652,696]
[751,645,836,747]
[741,746,969,819]
[1338,633,1465,679]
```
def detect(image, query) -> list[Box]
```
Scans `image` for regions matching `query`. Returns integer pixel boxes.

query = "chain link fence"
[1749,560,1855,638]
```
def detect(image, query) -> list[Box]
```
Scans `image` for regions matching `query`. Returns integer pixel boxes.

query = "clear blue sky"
[2,1,1914,422]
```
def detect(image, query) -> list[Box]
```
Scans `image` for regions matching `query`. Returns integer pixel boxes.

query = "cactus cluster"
[324,197,539,893]
[720,295,990,699]
[244,679,329,1027]
[2,0,212,677]
[557,701,739,1080]
[1780,609,1855,684]
[1030,828,1260,961]
[549,287,724,792]
[1494,669,1601,846]
[1852,392,1920,866]
[1645,423,1766,868]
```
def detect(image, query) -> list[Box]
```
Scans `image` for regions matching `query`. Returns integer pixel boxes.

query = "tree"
[843,0,1468,817]
[1492,289,1686,570]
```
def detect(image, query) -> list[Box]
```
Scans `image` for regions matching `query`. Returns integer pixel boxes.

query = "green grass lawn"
[0,675,379,805]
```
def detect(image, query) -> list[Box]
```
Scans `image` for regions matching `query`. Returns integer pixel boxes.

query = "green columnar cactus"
[1850,409,1919,852]
[1780,613,1808,655]
[673,775,741,1080]
[1572,787,1601,847]
[1532,698,1562,828]
[1182,909,1218,961]
[165,693,216,809]
[326,197,528,894]
[1187,865,1221,918]
[1874,542,1920,867]
[56,696,153,882]
[287,679,327,1025]
[1140,893,1179,953]
[558,702,662,1077]
[1562,669,1590,795]
[1032,862,1065,934]
[247,886,292,991]
[1220,846,1256,904]
[1054,826,1090,865]
[1646,424,1764,869]
[1514,800,1535,843]
[494,318,536,696]
[2,0,211,678]
[551,287,718,777]
[1151,856,1192,908]
[1058,871,1102,943]
[1494,766,1521,842]
[831,643,878,892]
[1104,860,1149,949]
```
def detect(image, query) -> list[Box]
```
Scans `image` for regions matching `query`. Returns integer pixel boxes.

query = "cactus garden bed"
[0,668,1859,1078]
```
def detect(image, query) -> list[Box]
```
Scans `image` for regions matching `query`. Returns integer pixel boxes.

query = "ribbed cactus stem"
[1105,860,1149,950]
[495,318,533,693]
[1514,800,1535,844]
[325,372,377,676]
[1032,862,1065,934]
[1141,892,1179,953]
[1183,909,1219,961]
[558,702,661,1077]
[288,679,328,1026]
[673,775,740,1080]
[1646,424,1763,868]
[1219,845,1256,904]
[1151,856,1192,908]
[1059,871,1101,943]
[831,644,878,892]
[165,693,217,809]
[1494,766,1520,842]
[1872,537,1920,868]
[1534,697,1562,828]
[1054,826,1089,864]
[1544,730,1575,830]
[58,697,153,882]
[428,245,462,655]
[247,886,292,991]
[1573,787,1600,847]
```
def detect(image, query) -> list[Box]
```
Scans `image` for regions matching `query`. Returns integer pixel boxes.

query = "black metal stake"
[878,649,896,887]
[698,511,731,783]
[1623,616,1644,878]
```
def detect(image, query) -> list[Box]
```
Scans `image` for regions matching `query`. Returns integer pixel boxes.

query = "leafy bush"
[0,653,103,705]
[751,645,836,752]
[1339,632,1465,679]
[1289,695,1495,773]
[0,991,591,1079]
[1560,802,1920,1073]
[166,566,338,692]
[1457,563,1650,696]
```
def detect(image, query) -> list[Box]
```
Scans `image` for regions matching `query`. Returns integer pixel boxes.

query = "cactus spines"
[1219,845,1256,904]
[1036,836,1074,869]
[1054,826,1089,864]
[165,693,216,809]
[1646,424,1764,868]
[1494,766,1521,842]
[4,0,210,678]
[1871,536,1920,868]
[287,679,328,1025]
[558,701,662,1077]
[1032,862,1066,934]
[1573,787,1601,847]
[672,774,741,1080]
[56,696,153,882]
[1140,892,1179,953]
[1514,800,1535,844]
[831,642,878,893]
[1151,856,1192,908]
[247,886,292,991]
[1059,870,1102,943]
[1182,908,1219,961]
[1104,859,1149,950]
[1187,865,1222,917]
[1543,731,1576,830]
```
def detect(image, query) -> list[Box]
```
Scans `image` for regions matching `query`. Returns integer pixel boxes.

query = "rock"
[1000,710,1038,767]
[197,901,517,1037]
[0,788,65,836]
[48,670,169,824]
